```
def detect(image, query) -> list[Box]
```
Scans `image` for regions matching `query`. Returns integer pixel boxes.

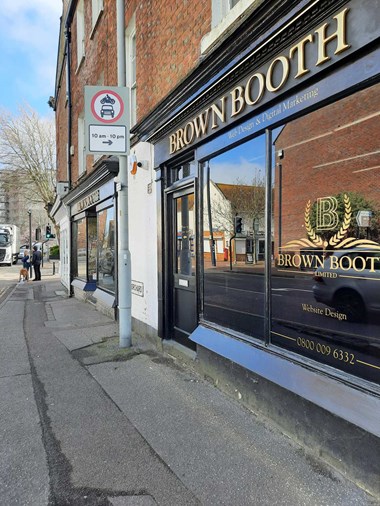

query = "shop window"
[202,135,266,339]
[74,216,97,281]
[76,218,87,279]
[97,207,115,292]
[271,81,380,384]
[88,216,97,281]
[172,161,196,184]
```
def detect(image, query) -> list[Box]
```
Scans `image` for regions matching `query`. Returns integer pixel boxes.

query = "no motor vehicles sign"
[84,86,130,155]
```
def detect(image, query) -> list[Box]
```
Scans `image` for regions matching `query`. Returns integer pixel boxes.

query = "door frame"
[164,178,199,348]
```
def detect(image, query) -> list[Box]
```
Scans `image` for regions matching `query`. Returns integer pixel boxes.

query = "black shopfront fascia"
[137,0,380,436]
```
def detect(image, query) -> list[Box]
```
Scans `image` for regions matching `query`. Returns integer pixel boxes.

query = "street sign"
[84,86,130,155]
[89,125,127,153]
[356,210,372,227]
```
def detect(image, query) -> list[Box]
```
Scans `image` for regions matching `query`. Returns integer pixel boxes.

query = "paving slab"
[89,354,376,506]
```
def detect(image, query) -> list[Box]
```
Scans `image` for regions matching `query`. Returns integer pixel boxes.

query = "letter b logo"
[316,196,339,231]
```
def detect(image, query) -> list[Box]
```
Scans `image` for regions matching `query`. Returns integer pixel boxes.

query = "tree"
[0,105,56,228]
[205,175,266,236]
[310,191,380,243]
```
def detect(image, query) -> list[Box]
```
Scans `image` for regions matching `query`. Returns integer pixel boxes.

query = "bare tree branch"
[0,105,56,226]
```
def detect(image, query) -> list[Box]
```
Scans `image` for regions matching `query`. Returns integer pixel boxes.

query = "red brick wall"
[55,67,68,185]
[273,83,380,253]
[136,0,211,120]
[56,0,211,186]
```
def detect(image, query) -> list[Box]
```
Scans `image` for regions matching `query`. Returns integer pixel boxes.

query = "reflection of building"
[52,0,380,495]
[203,181,266,263]
[0,178,9,223]
[274,85,380,255]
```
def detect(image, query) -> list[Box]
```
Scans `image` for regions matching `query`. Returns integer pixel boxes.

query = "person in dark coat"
[31,246,42,281]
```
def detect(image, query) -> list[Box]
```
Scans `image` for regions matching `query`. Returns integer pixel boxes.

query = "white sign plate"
[84,85,130,155]
[89,125,127,153]
[356,210,372,227]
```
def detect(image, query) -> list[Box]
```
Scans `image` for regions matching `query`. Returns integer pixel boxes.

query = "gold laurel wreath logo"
[329,194,351,246]
[304,200,323,247]
[281,194,380,251]
[305,194,351,248]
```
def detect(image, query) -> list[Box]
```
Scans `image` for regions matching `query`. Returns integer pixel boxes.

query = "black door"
[168,186,197,349]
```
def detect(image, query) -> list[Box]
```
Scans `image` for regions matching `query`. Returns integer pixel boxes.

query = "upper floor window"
[76,0,85,66]
[125,15,137,127]
[212,0,242,28]
[202,0,255,54]
[91,0,103,30]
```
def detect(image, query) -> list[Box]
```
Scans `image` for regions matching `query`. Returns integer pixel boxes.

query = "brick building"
[51,0,380,496]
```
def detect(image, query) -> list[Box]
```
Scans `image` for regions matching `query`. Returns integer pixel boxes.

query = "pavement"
[0,273,378,506]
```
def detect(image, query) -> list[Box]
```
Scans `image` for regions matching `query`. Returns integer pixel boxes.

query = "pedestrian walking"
[31,245,42,281]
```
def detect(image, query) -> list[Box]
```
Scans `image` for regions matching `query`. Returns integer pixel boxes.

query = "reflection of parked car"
[313,249,380,321]
[19,244,29,259]
[100,104,114,118]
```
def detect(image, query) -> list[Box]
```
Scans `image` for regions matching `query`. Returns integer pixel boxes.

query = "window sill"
[90,8,104,40]
[75,55,85,75]
[201,0,264,55]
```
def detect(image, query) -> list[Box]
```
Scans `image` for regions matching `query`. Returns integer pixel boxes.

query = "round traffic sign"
[90,89,124,123]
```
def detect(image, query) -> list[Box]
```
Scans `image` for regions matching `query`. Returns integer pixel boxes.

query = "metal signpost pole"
[116,0,131,348]
[28,210,32,279]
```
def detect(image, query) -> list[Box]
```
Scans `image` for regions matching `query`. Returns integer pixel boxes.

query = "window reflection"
[76,218,87,279]
[271,82,380,383]
[172,161,196,183]
[176,195,195,276]
[203,135,266,338]
[88,216,97,281]
[98,207,115,292]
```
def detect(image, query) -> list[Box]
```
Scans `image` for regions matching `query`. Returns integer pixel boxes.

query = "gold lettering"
[317,196,339,230]
[330,255,339,270]
[266,56,290,92]
[193,109,210,138]
[289,34,313,78]
[292,254,301,268]
[230,86,245,117]
[176,128,185,150]
[211,97,227,129]
[315,255,324,268]
[340,255,351,271]
[183,122,195,145]
[352,256,365,272]
[169,133,177,154]
[245,73,265,105]
[315,8,350,66]
[367,256,380,272]
[301,254,314,269]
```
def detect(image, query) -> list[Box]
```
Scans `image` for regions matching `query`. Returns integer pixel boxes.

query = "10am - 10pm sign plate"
[84,86,130,155]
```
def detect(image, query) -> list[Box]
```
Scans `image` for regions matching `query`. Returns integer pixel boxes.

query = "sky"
[0,0,62,117]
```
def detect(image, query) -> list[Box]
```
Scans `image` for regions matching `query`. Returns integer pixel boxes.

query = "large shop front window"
[271,82,380,384]
[202,135,266,338]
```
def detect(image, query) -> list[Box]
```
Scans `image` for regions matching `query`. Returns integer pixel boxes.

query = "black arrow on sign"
[102,140,113,145]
